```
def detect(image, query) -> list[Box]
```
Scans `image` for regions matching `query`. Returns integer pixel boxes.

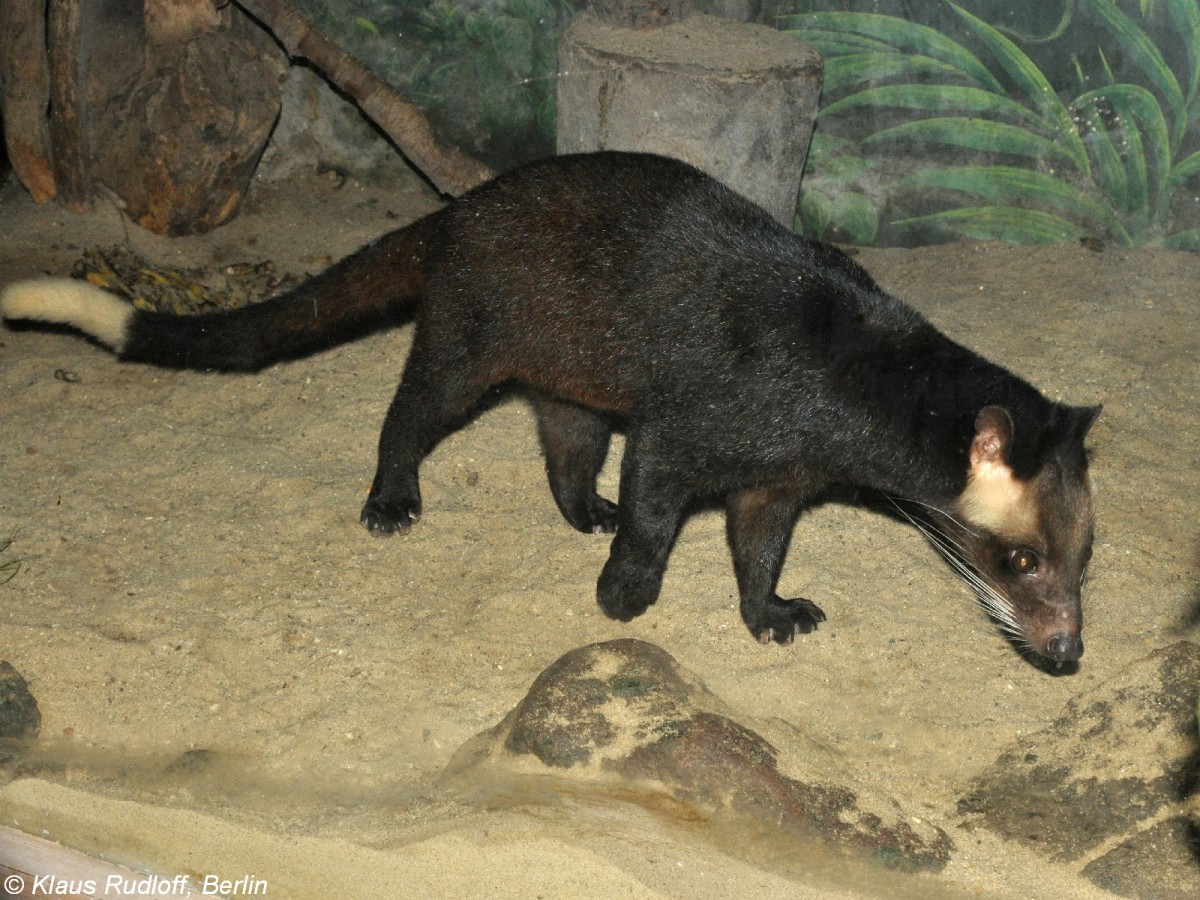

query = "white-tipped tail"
[0,278,133,352]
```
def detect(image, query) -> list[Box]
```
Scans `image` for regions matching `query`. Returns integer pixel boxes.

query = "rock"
[1081,817,1200,900]
[958,641,1200,897]
[0,660,40,741]
[447,639,952,872]
[256,67,417,186]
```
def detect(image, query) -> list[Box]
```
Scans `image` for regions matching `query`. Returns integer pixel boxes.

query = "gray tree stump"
[557,13,822,227]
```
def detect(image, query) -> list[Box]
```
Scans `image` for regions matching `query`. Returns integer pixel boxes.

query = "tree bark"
[1,0,57,202]
[86,3,288,235]
[47,0,92,211]
[234,0,495,195]
[145,0,221,43]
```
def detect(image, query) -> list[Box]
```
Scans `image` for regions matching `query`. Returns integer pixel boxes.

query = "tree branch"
[47,0,91,211]
[233,0,495,196]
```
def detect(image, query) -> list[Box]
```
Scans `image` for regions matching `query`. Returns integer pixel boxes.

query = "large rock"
[446,639,953,872]
[0,661,40,741]
[958,641,1200,898]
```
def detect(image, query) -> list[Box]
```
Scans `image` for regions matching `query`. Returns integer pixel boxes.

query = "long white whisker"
[886,496,975,556]
[886,496,1023,639]
[898,496,982,538]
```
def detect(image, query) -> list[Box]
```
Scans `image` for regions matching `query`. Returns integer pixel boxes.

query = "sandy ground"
[0,164,1196,898]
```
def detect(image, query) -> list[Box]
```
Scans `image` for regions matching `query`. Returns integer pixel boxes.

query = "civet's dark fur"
[0,152,1100,662]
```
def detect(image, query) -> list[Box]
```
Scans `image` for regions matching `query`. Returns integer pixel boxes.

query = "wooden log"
[87,3,288,235]
[234,0,495,196]
[0,0,57,202]
[558,14,822,228]
[5,0,491,232]
[145,0,220,43]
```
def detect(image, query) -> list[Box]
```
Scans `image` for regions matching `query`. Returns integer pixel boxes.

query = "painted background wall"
[292,1,1200,249]
[787,0,1200,248]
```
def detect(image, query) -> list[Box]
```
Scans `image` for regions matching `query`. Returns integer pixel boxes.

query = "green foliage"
[410,0,573,164]
[782,0,1200,247]
[415,0,575,165]
[795,133,881,243]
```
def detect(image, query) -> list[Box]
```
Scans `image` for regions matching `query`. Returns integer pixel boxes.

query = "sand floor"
[0,165,1196,898]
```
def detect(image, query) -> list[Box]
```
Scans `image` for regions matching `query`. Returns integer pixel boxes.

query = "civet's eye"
[1008,548,1040,575]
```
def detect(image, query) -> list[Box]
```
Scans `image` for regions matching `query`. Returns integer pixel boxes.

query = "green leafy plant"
[796,133,883,244]
[782,0,1200,248]
[405,0,576,166]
